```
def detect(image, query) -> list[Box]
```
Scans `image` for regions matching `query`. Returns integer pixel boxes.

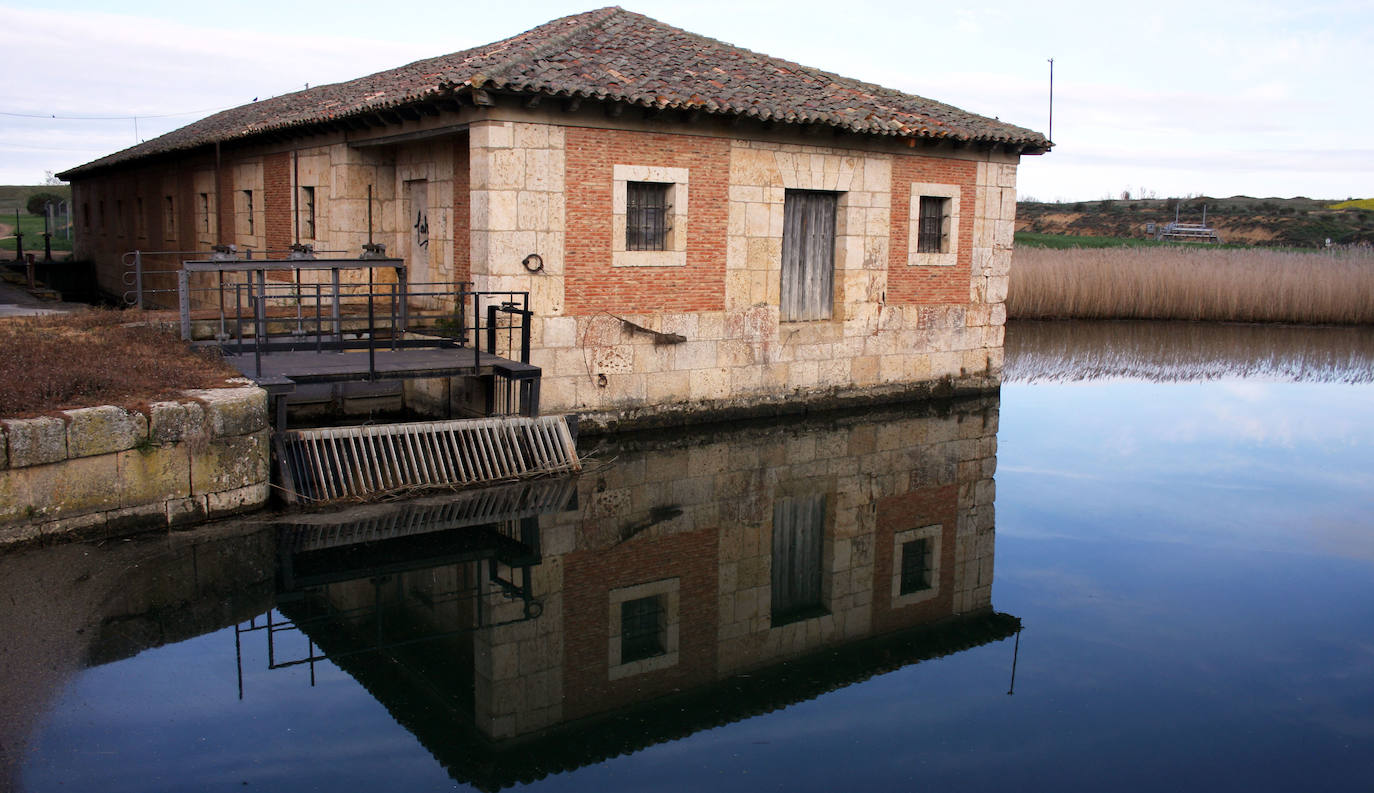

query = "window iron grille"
[626,181,672,251]
[917,196,947,254]
[620,595,665,662]
[900,537,933,595]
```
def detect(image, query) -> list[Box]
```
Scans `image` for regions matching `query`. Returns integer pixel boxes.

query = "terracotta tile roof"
[61,7,1048,177]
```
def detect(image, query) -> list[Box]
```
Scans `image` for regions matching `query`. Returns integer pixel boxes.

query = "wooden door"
[780,190,837,321]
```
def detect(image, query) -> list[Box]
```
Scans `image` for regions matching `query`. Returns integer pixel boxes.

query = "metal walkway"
[275,414,581,504]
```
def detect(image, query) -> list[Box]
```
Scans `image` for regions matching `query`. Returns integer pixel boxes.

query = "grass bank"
[0,310,242,417]
[0,213,74,252]
[1007,245,1374,324]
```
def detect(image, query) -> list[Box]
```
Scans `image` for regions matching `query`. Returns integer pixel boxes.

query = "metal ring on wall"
[522,253,544,273]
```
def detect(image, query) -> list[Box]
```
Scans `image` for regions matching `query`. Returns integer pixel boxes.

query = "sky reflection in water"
[16,321,1374,792]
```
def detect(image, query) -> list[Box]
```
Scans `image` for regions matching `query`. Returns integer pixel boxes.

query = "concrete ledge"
[0,386,270,548]
[573,371,1000,436]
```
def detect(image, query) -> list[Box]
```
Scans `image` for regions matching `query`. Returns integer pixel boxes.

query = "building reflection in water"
[244,395,1014,789]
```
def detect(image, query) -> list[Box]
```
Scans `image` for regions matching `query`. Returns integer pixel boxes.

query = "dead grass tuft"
[0,308,242,418]
[1008,246,1374,324]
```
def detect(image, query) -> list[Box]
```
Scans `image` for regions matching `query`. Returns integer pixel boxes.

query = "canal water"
[3,320,1372,792]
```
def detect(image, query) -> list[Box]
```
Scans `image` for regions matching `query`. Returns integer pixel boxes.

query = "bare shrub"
[1008,246,1374,324]
[0,309,241,418]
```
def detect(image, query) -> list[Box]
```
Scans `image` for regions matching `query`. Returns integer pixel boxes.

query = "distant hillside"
[0,185,72,214]
[1017,196,1374,248]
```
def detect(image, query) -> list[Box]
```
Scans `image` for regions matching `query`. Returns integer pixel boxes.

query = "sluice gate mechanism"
[142,247,576,505]
[275,415,581,504]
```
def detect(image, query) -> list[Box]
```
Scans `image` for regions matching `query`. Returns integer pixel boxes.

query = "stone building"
[59,7,1048,426]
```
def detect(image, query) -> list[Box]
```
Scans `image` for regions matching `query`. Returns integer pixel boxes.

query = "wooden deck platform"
[217,346,535,385]
[207,342,541,428]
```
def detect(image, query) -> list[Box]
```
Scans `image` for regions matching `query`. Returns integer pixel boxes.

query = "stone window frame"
[891,524,942,608]
[612,164,688,268]
[907,182,961,267]
[607,577,680,680]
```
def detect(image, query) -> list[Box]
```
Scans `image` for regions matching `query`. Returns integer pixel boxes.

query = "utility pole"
[1047,57,1055,144]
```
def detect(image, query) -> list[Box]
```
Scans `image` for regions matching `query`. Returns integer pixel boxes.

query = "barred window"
[917,196,949,254]
[626,181,671,251]
[242,190,254,236]
[301,186,316,239]
[899,538,933,595]
[620,595,666,663]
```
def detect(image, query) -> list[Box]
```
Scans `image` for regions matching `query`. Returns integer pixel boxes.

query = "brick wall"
[887,154,977,305]
[453,137,471,284]
[217,160,236,250]
[871,485,959,635]
[264,151,292,262]
[564,127,729,315]
[561,525,720,719]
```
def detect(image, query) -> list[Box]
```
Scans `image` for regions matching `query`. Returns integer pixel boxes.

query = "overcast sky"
[3,0,1369,201]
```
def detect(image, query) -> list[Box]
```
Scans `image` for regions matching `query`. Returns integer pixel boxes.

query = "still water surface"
[4,320,1373,791]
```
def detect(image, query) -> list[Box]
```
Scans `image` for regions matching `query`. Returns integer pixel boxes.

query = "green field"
[1,185,75,253]
[1014,232,1165,249]
[0,212,75,252]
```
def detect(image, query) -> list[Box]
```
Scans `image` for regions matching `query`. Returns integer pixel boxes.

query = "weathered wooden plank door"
[780,190,837,321]
[405,179,436,310]
[771,493,826,624]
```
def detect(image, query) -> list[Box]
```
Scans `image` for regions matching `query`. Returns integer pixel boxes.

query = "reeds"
[1007,246,1374,324]
[1004,320,1374,384]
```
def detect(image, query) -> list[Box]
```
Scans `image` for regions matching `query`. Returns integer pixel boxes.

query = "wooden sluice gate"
[155,248,574,504]
[275,415,581,504]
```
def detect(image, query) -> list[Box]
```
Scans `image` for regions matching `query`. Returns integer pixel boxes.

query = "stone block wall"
[485,124,1021,425]
[0,386,271,546]
[466,397,999,740]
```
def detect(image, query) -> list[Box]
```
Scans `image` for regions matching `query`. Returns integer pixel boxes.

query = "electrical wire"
[0,105,233,121]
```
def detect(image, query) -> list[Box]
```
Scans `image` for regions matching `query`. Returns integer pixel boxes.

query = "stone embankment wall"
[0,386,270,547]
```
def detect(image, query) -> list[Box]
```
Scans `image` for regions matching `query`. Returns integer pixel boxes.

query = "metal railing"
[163,253,535,413]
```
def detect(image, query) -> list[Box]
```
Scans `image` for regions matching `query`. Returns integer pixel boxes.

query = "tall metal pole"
[1047,58,1054,143]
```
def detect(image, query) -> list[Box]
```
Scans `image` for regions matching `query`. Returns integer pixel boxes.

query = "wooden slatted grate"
[275,415,580,504]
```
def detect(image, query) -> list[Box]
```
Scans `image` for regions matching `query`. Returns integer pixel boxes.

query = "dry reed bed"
[1004,320,1374,384]
[1008,246,1374,324]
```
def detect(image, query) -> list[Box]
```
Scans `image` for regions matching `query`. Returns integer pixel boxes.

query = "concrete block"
[4,416,67,468]
[540,316,576,349]
[167,496,208,528]
[512,122,549,150]
[470,121,513,149]
[118,445,191,506]
[192,429,270,494]
[986,276,1010,304]
[205,482,270,518]
[0,453,119,525]
[64,405,147,458]
[148,401,192,444]
[184,387,267,438]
